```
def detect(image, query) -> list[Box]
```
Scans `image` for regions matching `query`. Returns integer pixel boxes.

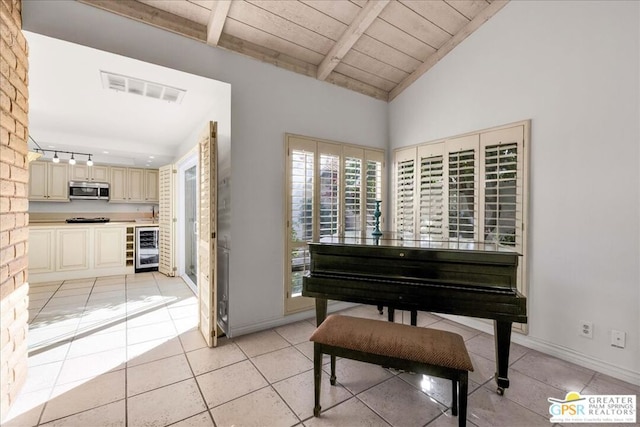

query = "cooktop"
[65,217,110,223]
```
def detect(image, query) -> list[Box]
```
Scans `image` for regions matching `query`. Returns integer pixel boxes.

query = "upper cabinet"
[144,169,159,203]
[29,161,69,201]
[29,161,158,204]
[110,167,158,203]
[70,164,109,182]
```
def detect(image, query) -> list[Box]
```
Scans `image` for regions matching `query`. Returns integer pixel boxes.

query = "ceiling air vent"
[100,71,186,104]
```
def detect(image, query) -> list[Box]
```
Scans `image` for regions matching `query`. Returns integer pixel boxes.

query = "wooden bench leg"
[451,379,458,416]
[313,343,322,417]
[458,372,468,427]
[330,355,337,385]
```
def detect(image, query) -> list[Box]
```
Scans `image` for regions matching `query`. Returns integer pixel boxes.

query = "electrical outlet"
[580,320,593,339]
[611,330,626,348]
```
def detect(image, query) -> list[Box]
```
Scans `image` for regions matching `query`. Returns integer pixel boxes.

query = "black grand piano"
[302,235,527,395]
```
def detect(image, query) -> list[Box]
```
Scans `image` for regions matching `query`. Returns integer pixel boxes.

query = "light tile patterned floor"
[2,272,638,426]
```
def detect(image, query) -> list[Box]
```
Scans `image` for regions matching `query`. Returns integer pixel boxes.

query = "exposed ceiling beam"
[316,0,390,81]
[207,0,232,46]
[218,34,389,101]
[78,0,207,42]
[389,0,509,101]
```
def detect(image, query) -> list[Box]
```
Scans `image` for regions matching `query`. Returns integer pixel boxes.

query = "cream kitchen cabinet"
[109,167,157,203]
[57,228,90,271]
[144,169,159,202]
[94,227,125,268]
[28,228,55,274]
[28,224,132,282]
[70,164,109,182]
[29,161,69,201]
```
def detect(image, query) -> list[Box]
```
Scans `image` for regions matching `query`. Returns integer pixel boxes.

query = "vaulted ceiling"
[79,0,507,101]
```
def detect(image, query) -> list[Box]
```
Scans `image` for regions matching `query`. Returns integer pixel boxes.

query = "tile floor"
[2,272,638,426]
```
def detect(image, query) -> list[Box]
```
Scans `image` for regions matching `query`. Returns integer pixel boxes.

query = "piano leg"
[315,298,328,325]
[410,310,417,326]
[494,320,512,395]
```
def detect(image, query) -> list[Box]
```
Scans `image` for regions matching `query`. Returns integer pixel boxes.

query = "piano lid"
[316,233,521,255]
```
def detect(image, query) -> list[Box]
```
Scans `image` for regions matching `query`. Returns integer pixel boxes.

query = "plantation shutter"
[480,126,525,249]
[445,135,479,241]
[317,142,341,239]
[158,164,175,276]
[417,143,445,240]
[394,147,417,236]
[365,150,384,235]
[288,138,315,300]
[343,146,363,236]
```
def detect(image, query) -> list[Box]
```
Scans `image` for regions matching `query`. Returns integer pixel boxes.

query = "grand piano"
[302,235,527,395]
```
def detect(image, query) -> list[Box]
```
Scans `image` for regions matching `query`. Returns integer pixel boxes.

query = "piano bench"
[310,314,474,427]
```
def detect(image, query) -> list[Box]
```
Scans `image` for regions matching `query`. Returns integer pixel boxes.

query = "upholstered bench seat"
[310,314,474,427]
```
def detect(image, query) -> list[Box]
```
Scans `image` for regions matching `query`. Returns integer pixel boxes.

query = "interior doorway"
[185,164,198,286]
[177,153,198,293]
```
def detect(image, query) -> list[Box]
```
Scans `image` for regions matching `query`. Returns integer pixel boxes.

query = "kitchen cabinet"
[29,161,69,201]
[144,169,159,202]
[70,164,109,182]
[57,228,90,271]
[128,168,145,202]
[95,227,125,268]
[28,224,132,282]
[28,228,55,273]
[109,167,158,203]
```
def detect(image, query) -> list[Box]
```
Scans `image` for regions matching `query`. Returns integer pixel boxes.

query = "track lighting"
[28,135,94,166]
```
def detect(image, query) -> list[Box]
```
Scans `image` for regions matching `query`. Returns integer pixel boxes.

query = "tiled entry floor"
[2,272,638,426]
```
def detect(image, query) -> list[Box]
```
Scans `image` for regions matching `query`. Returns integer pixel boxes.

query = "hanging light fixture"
[28,135,94,166]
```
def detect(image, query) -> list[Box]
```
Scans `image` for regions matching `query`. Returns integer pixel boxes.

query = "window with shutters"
[285,134,385,314]
[418,145,444,240]
[393,121,529,329]
[394,149,416,238]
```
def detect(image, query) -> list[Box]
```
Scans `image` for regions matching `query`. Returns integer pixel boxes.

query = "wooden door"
[197,122,218,347]
[158,164,175,276]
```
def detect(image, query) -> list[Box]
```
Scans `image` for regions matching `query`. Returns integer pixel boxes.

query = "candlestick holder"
[372,200,382,237]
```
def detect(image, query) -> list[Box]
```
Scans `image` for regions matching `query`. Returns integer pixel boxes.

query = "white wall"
[22,1,388,334]
[389,0,639,382]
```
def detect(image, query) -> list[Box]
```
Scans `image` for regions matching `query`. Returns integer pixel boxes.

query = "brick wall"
[0,0,30,417]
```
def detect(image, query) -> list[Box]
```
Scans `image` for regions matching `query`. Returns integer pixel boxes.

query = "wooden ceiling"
[79,0,507,101]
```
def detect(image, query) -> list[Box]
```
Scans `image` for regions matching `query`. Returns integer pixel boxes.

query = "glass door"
[185,165,198,286]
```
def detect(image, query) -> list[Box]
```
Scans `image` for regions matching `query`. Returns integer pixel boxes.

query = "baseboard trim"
[227,301,357,338]
[440,314,640,386]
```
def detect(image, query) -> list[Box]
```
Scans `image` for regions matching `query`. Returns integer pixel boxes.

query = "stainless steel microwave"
[69,181,110,200]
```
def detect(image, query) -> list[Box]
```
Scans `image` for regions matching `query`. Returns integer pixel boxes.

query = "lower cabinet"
[29,225,132,281]
[95,227,125,268]
[57,228,90,271]
[28,229,55,274]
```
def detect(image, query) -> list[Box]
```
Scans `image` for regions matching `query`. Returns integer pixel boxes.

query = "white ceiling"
[25,31,229,168]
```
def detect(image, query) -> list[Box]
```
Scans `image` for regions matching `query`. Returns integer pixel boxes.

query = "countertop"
[29,221,159,228]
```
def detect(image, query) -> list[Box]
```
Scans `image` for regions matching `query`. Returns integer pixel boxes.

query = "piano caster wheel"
[330,377,336,386]
[313,406,321,417]
[497,387,505,396]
